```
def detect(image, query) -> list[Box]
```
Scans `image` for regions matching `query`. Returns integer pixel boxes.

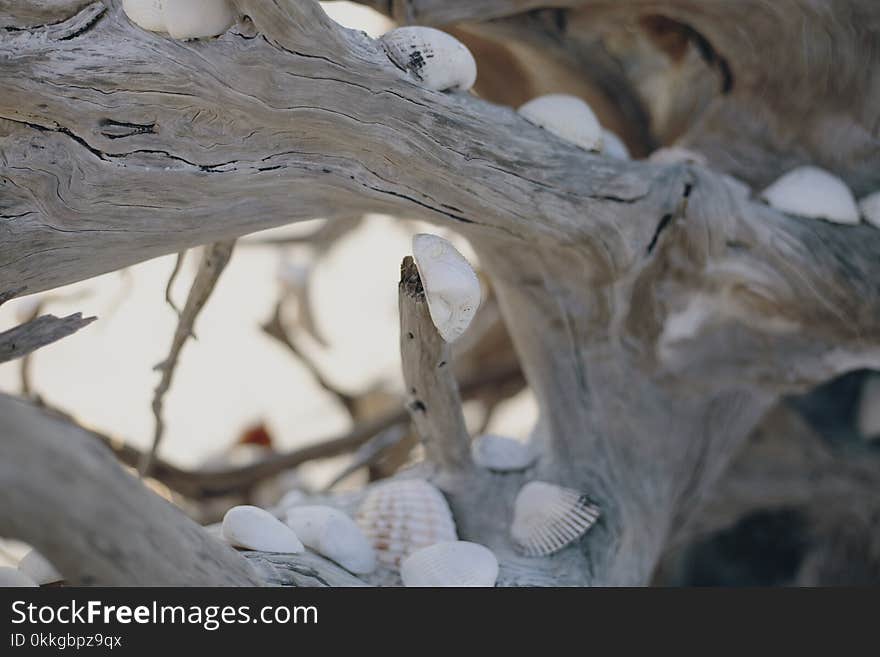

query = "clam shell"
[601,129,630,160]
[381,26,477,92]
[221,505,305,553]
[123,0,166,32]
[510,481,600,557]
[285,506,376,574]
[412,233,481,343]
[356,479,457,569]
[858,190,880,228]
[0,566,38,587]
[163,0,235,39]
[401,541,498,587]
[648,146,707,166]
[471,434,537,472]
[518,94,602,152]
[760,166,859,224]
[19,550,62,585]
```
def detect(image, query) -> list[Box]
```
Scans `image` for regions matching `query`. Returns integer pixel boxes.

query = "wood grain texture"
[0,395,263,586]
[0,313,95,363]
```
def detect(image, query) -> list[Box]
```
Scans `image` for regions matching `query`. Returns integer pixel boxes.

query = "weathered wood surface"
[0,313,95,363]
[0,0,878,586]
[0,395,263,586]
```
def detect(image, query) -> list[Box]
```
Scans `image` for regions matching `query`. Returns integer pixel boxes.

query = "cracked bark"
[0,0,878,585]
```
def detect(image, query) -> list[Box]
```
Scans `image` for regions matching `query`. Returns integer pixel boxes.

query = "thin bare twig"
[164,250,188,317]
[0,314,96,364]
[141,240,236,477]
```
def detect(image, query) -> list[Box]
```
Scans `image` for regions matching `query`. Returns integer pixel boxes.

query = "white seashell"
[19,550,62,585]
[858,190,880,228]
[601,129,630,160]
[163,0,234,39]
[858,374,880,441]
[510,481,600,557]
[412,233,481,343]
[285,506,376,574]
[517,94,603,152]
[381,26,477,92]
[221,505,304,553]
[122,0,166,32]
[648,146,707,166]
[0,566,38,587]
[471,434,537,472]
[400,541,498,587]
[356,479,457,569]
[760,166,859,224]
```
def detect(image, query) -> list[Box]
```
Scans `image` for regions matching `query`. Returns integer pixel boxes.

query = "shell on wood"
[122,0,166,32]
[123,0,235,39]
[510,481,600,557]
[601,129,630,160]
[355,479,457,569]
[401,541,498,587]
[471,434,537,472]
[858,190,880,229]
[285,506,376,574]
[221,505,304,553]
[380,26,477,92]
[19,550,62,585]
[648,146,707,166]
[0,566,38,587]
[517,94,603,152]
[412,233,481,343]
[760,166,859,224]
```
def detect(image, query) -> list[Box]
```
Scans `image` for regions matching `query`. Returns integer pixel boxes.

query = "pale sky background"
[0,4,537,565]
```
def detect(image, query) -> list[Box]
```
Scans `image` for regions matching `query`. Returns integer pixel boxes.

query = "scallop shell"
[518,94,602,152]
[601,129,630,160]
[858,190,880,228]
[163,0,235,39]
[285,506,376,574]
[412,233,481,343]
[19,550,62,585]
[355,479,457,569]
[648,146,707,166]
[0,566,38,587]
[760,166,859,224]
[401,541,498,587]
[510,481,600,557]
[381,26,477,92]
[221,505,305,553]
[471,434,537,472]
[122,0,166,32]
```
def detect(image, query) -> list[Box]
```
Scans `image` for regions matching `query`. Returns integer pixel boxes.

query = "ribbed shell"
[401,541,498,587]
[381,27,477,92]
[471,434,537,472]
[355,479,457,569]
[510,481,600,557]
[0,567,37,587]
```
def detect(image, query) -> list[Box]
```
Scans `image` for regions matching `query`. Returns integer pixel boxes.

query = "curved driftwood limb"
[0,313,96,364]
[0,394,263,586]
[2,0,879,586]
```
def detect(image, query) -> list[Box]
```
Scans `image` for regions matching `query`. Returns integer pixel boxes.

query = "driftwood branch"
[0,313,96,364]
[398,256,471,470]
[0,394,262,586]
